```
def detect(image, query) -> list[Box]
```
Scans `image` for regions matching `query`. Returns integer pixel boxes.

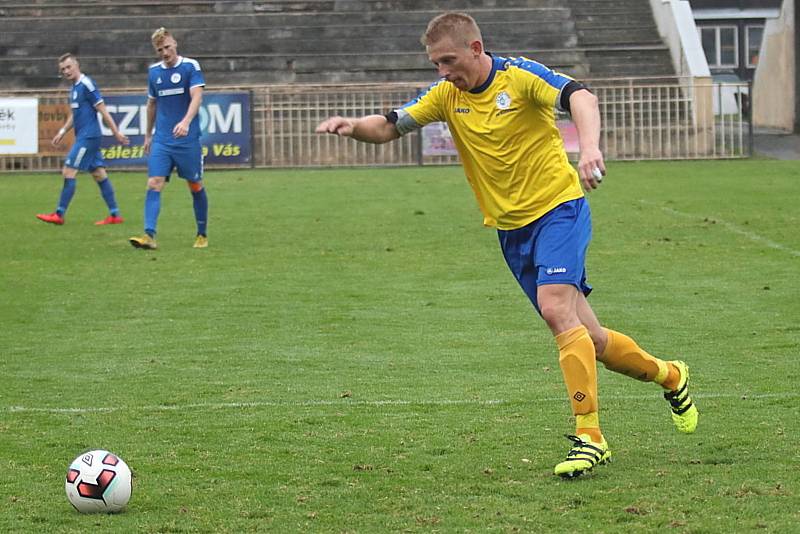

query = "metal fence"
[0,77,750,172]
[593,78,751,160]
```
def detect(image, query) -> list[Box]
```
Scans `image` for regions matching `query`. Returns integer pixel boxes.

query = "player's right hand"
[115,132,131,146]
[143,136,152,155]
[315,117,354,137]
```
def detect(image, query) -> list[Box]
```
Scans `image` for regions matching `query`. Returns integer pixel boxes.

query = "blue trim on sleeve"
[509,57,572,90]
[399,79,445,109]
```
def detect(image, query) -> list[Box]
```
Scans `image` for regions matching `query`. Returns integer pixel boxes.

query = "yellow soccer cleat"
[554,434,611,478]
[664,360,699,433]
[193,235,208,249]
[129,234,157,250]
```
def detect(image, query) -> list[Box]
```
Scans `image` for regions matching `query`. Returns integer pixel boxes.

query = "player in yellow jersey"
[316,12,698,478]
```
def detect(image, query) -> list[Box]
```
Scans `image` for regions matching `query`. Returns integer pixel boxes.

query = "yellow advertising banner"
[38,103,74,156]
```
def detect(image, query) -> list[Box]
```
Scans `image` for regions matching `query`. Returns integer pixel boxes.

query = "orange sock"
[556,325,601,441]
[599,328,678,390]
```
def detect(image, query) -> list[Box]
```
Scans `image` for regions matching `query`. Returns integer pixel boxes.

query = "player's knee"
[539,300,573,331]
[147,177,166,191]
[188,181,203,193]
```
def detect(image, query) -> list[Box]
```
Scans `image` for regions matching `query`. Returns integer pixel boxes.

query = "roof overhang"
[693,8,781,20]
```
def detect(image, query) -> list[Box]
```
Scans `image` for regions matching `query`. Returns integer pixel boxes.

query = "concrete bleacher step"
[0,25,578,58]
[564,0,674,79]
[0,7,571,32]
[0,1,240,17]
[583,46,675,78]
[576,29,665,47]
[0,0,562,17]
[0,0,672,88]
[255,0,564,11]
[0,12,574,44]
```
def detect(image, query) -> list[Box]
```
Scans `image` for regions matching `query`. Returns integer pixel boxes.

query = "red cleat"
[36,212,65,225]
[95,215,124,225]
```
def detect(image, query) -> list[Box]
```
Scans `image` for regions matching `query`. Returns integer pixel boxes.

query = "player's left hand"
[115,132,131,146]
[315,117,355,137]
[173,120,189,138]
[578,148,606,191]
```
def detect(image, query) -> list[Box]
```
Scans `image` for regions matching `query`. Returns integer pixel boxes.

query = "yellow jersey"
[395,54,584,230]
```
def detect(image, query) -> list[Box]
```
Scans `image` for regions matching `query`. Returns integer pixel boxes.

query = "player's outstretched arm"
[316,115,400,144]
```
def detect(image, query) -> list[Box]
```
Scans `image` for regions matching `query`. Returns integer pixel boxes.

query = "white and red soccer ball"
[65,449,132,513]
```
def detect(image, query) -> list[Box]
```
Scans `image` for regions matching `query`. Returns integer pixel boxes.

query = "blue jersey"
[70,74,103,140]
[147,56,205,146]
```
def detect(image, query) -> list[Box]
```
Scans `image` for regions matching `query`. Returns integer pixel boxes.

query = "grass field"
[1,160,798,533]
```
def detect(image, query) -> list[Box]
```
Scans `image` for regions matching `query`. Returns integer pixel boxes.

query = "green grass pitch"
[1,160,798,532]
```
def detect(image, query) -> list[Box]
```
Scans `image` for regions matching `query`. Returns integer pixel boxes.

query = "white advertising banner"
[0,98,39,154]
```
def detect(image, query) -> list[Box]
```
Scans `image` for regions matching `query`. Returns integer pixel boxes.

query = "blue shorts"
[148,141,203,182]
[65,138,105,171]
[498,198,593,314]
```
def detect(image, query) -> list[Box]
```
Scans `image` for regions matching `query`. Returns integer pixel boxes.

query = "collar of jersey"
[160,56,184,69]
[469,53,499,94]
[73,74,86,87]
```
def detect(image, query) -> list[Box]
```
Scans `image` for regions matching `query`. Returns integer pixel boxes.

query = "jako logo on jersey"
[171,73,182,84]
[545,267,567,275]
[454,107,470,113]
[72,91,77,99]
[156,76,162,84]
[496,91,511,110]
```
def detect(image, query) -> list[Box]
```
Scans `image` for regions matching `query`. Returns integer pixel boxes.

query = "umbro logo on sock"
[573,391,586,402]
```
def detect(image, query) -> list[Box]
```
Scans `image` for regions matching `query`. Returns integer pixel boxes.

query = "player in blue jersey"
[129,28,208,250]
[36,53,130,226]
[318,12,698,478]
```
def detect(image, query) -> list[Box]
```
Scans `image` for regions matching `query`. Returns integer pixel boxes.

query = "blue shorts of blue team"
[65,137,105,171]
[148,141,203,182]
[498,198,593,314]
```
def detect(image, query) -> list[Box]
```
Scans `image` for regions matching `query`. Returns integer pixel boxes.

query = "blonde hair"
[151,27,173,45]
[421,12,482,47]
[58,53,77,64]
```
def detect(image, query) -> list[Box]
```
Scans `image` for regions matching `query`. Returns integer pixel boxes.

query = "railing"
[0,77,751,172]
[593,78,751,160]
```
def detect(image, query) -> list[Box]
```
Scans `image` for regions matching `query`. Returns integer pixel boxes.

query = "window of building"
[745,25,764,68]
[699,25,739,68]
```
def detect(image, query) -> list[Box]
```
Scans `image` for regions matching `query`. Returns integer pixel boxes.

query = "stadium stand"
[0,0,675,89]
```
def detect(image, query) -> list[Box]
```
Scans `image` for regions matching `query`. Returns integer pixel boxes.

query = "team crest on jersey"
[171,73,182,84]
[495,91,512,110]
[72,91,77,100]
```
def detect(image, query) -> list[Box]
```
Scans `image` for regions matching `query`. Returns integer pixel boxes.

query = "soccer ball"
[65,449,132,513]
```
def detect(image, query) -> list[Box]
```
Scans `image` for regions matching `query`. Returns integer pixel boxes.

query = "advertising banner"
[421,121,457,157]
[0,98,38,154]
[38,103,74,156]
[98,92,251,166]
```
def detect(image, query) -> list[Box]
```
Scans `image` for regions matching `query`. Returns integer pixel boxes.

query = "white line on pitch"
[640,200,800,257]
[5,391,797,415]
